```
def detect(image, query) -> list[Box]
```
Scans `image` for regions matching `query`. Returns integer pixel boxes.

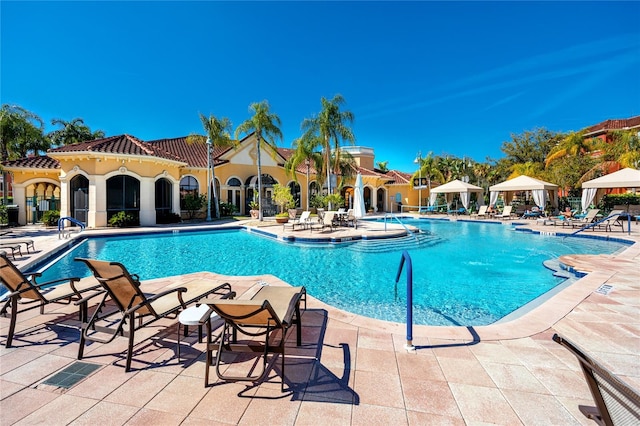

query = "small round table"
[177,304,219,361]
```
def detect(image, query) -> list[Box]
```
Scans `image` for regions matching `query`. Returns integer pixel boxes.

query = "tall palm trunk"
[256,135,263,221]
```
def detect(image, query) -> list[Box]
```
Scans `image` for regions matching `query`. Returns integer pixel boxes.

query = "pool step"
[348,233,444,253]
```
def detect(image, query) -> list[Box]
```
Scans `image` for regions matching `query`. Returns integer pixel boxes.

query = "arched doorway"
[107,175,140,225]
[155,178,172,223]
[245,174,277,216]
[376,188,387,212]
[227,178,241,214]
[288,181,301,208]
[70,175,89,223]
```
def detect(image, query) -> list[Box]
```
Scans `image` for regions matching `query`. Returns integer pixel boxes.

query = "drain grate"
[42,361,101,389]
[595,284,614,295]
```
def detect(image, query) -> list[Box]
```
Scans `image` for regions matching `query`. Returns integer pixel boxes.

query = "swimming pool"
[31,220,630,326]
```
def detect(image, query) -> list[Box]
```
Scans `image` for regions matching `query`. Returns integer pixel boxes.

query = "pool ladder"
[395,250,415,351]
[58,217,86,239]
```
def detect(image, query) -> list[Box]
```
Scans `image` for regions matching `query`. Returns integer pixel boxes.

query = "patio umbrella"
[354,173,366,218]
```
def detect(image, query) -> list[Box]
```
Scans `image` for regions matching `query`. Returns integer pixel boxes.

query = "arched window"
[227,178,241,213]
[179,176,199,210]
[106,175,140,224]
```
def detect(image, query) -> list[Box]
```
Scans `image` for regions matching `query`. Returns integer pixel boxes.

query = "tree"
[301,94,355,194]
[0,104,49,204]
[578,130,640,183]
[411,152,445,203]
[186,113,235,220]
[501,128,559,165]
[284,133,323,210]
[48,117,105,146]
[376,161,389,172]
[544,130,596,167]
[235,100,282,221]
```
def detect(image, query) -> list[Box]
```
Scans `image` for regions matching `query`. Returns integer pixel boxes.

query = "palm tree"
[186,113,234,220]
[411,152,444,202]
[284,134,323,210]
[376,161,389,172]
[301,94,355,194]
[235,100,282,221]
[48,118,105,146]
[507,161,543,179]
[544,130,596,167]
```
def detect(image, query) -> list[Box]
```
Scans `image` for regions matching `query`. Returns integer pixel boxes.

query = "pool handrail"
[384,212,415,236]
[58,217,86,239]
[395,250,414,350]
[569,212,632,236]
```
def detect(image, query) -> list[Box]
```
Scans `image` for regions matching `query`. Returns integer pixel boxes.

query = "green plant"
[309,194,325,208]
[272,183,294,213]
[108,211,136,227]
[219,202,238,217]
[0,205,7,224]
[249,200,259,210]
[183,193,206,219]
[325,193,344,209]
[275,211,289,218]
[41,210,60,226]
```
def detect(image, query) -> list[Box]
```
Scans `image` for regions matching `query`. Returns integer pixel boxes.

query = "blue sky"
[2,1,639,173]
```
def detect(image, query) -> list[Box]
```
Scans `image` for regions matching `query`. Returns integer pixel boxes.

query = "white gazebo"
[429,179,484,210]
[580,168,640,210]
[489,175,558,209]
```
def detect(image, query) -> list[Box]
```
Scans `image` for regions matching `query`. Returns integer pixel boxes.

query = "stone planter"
[250,210,260,219]
[275,216,289,224]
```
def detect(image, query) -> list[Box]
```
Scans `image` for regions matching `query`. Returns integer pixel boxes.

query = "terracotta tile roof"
[584,115,640,136]
[49,134,184,163]
[2,156,60,169]
[148,136,230,168]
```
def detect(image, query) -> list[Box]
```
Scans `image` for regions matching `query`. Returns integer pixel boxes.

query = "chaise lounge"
[75,258,235,372]
[0,253,101,347]
[553,334,640,425]
[205,284,306,391]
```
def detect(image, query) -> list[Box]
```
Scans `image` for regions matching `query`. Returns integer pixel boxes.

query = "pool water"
[34,220,629,326]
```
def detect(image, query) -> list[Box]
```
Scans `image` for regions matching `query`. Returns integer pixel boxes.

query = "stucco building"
[2,133,415,228]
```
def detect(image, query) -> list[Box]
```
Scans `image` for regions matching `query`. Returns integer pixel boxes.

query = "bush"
[183,194,206,219]
[108,211,136,227]
[600,194,640,211]
[0,205,6,225]
[41,210,60,226]
[219,202,238,217]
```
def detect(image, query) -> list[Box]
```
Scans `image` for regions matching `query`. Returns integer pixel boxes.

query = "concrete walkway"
[1,216,639,425]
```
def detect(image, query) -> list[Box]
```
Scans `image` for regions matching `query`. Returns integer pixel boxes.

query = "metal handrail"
[569,212,632,236]
[58,217,86,239]
[395,250,415,350]
[384,213,415,236]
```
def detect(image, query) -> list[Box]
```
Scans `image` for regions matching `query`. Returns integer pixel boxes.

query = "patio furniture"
[0,243,23,260]
[283,210,311,231]
[75,258,235,372]
[553,334,640,426]
[177,304,220,361]
[495,205,514,220]
[205,284,306,391]
[0,238,35,254]
[568,209,601,230]
[471,205,488,219]
[0,253,101,348]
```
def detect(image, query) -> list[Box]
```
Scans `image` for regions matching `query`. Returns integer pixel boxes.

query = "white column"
[59,175,70,218]
[89,175,107,228]
[139,177,155,226]
[11,183,26,225]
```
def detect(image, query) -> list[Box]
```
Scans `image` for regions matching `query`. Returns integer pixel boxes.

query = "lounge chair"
[283,210,310,231]
[495,205,514,220]
[568,209,601,230]
[205,284,306,391]
[0,243,23,260]
[0,253,101,347]
[75,258,235,372]
[343,208,357,228]
[471,205,488,219]
[0,238,35,254]
[552,334,640,425]
[522,206,543,219]
[317,211,336,232]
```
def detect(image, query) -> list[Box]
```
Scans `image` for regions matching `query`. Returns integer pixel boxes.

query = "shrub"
[108,211,136,227]
[42,210,60,226]
[219,202,238,217]
[183,194,206,219]
[272,184,294,214]
[0,205,7,225]
[600,193,640,211]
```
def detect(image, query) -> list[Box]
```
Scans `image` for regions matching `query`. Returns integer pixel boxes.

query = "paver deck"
[1,215,639,425]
